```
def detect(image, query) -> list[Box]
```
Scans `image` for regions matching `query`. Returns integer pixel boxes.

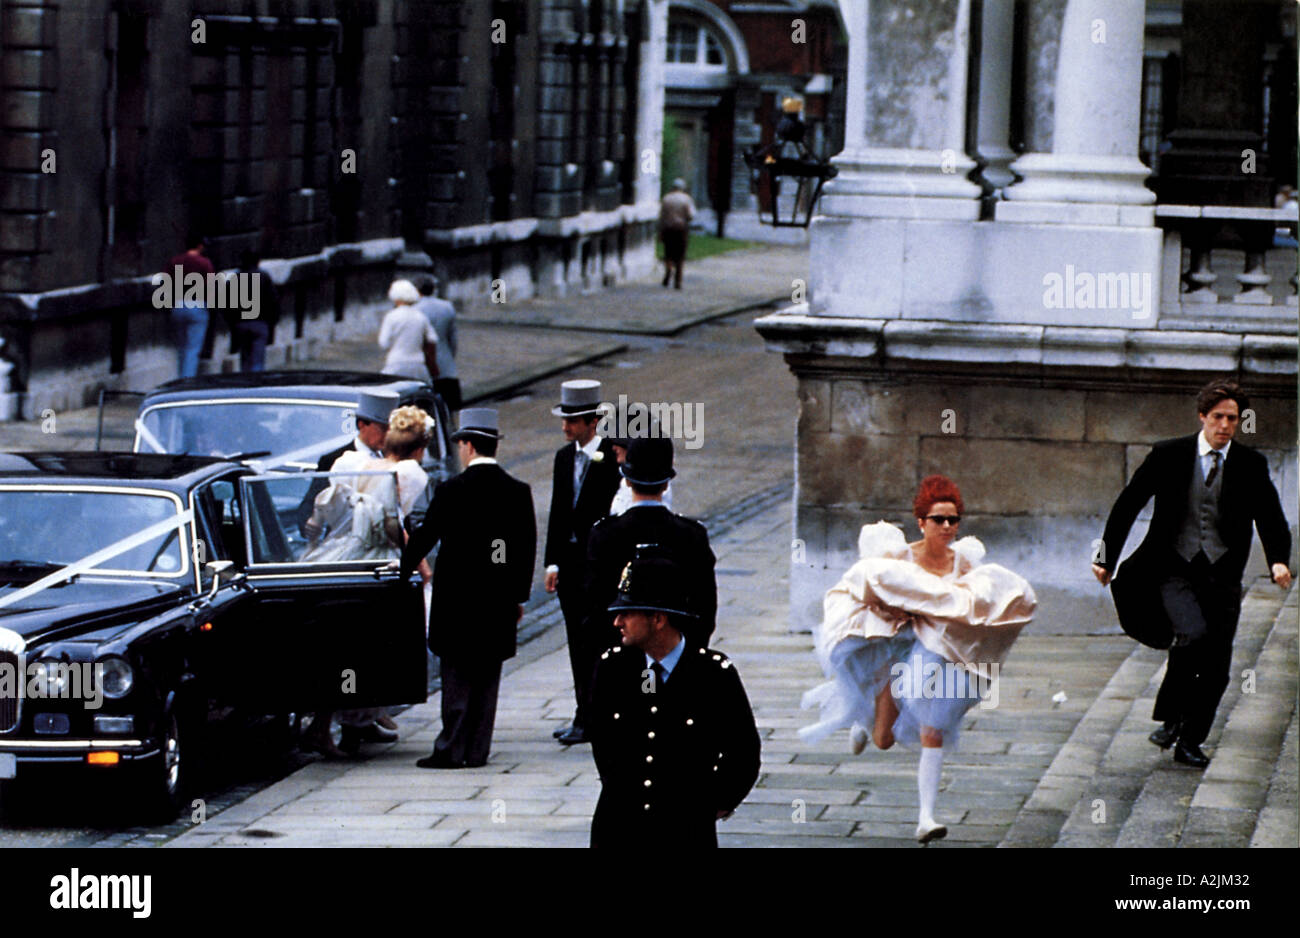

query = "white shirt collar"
[577,435,603,459]
[355,436,383,459]
[467,456,498,468]
[1198,431,1231,460]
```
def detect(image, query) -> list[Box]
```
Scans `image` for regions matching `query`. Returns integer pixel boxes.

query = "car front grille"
[0,651,18,733]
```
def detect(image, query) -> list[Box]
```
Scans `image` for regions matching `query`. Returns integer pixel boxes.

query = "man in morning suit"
[401,408,537,769]
[544,379,622,745]
[1092,379,1292,769]
[297,388,395,537]
[588,557,760,848]
[584,435,717,647]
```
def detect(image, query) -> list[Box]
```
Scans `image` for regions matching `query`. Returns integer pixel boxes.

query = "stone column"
[998,0,1155,225]
[820,0,981,221]
[971,0,1016,195]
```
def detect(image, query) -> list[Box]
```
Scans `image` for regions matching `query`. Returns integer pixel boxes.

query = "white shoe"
[849,724,869,755]
[916,819,947,844]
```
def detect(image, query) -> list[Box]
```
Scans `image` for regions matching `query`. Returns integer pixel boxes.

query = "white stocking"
[917,746,944,827]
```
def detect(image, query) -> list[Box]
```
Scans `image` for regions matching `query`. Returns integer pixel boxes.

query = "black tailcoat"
[401,462,537,662]
[588,642,761,848]
[1100,434,1290,647]
[584,504,717,641]
[543,439,623,575]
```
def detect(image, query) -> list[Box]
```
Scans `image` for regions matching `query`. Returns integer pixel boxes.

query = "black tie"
[1205,450,1221,487]
[651,661,667,691]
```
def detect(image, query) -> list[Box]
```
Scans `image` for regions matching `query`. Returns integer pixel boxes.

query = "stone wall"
[785,367,1298,637]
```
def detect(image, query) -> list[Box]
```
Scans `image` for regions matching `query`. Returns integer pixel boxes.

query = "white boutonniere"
[591,451,605,463]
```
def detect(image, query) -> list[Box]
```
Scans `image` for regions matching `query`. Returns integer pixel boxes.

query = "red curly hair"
[913,475,964,519]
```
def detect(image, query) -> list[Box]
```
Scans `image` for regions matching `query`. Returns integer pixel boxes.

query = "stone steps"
[1000,577,1291,848]
[1117,582,1291,848]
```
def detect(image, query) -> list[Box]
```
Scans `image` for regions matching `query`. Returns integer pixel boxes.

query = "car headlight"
[30,659,68,697]
[96,656,134,699]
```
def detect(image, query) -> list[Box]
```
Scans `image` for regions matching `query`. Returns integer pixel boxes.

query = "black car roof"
[0,452,238,490]
[140,370,430,407]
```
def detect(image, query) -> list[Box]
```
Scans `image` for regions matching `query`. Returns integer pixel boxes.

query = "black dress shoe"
[556,726,589,746]
[415,751,459,769]
[1173,741,1210,768]
[1148,721,1180,749]
[552,724,572,740]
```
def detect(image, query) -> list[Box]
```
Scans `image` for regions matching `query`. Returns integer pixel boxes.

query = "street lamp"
[743,97,838,228]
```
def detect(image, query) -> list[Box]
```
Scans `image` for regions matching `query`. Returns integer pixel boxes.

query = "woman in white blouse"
[378,279,439,382]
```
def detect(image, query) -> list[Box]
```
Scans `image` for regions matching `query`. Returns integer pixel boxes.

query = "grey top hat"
[451,407,503,441]
[356,389,399,425]
[551,379,604,418]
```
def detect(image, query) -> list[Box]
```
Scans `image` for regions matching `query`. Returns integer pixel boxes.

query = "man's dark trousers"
[1155,552,1242,746]
[433,657,503,766]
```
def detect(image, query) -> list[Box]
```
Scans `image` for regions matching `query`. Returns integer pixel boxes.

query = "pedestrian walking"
[800,475,1036,843]
[658,179,695,289]
[226,251,280,372]
[585,436,716,643]
[415,277,461,411]
[401,408,537,769]
[1093,378,1292,769]
[378,279,439,382]
[588,556,760,848]
[165,233,215,378]
[544,379,622,746]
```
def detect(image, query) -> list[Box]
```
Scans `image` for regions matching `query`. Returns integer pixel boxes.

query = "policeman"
[584,435,716,644]
[588,557,760,848]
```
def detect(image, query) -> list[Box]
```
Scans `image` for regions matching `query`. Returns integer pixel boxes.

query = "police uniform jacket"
[400,462,536,662]
[584,505,717,641]
[588,642,760,848]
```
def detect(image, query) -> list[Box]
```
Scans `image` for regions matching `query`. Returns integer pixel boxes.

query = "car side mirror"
[205,560,236,598]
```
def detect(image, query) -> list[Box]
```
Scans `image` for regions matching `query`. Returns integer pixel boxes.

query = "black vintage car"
[0,452,427,820]
[131,370,458,482]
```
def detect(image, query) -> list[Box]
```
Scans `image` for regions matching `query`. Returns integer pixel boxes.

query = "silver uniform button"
[721,660,731,669]
[649,706,657,714]
[644,804,651,810]
[647,731,655,739]
[685,718,694,726]
[646,755,653,763]
[644,779,652,787]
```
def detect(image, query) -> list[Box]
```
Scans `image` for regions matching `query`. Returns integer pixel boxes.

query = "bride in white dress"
[801,475,1036,843]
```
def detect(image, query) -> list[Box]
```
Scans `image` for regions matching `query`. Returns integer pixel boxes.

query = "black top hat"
[619,436,676,487]
[608,556,697,619]
[450,407,503,441]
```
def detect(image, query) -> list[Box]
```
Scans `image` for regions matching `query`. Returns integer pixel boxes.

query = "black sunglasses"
[925,515,961,526]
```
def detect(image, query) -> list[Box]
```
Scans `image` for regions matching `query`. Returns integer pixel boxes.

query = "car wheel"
[138,706,187,823]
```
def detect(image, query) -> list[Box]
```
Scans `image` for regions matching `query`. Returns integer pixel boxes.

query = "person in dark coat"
[1093,378,1292,769]
[584,436,717,646]
[588,557,760,848]
[543,379,622,745]
[401,408,537,768]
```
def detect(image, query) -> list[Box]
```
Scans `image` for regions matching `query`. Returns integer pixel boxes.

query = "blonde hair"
[384,405,431,459]
[387,279,420,305]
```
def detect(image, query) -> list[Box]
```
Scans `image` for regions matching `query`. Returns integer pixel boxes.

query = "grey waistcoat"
[1175,450,1228,563]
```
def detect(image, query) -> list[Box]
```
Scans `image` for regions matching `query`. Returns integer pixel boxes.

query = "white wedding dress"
[800,521,1037,750]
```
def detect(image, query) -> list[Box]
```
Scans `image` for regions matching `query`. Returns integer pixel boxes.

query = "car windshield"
[137,400,355,467]
[0,489,187,576]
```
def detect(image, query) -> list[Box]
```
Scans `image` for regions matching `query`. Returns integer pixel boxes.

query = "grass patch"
[656,233,759,262]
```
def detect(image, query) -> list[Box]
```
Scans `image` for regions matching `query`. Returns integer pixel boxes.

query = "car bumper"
[0,738,160,770]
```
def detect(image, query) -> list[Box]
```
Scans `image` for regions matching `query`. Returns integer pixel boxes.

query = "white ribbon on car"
[243,432,357,473]
[134,419,167,455]
[0,509,195,611]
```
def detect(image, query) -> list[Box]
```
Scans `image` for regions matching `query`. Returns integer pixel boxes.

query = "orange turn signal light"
[200,622,213,632]
[87,752,120,766]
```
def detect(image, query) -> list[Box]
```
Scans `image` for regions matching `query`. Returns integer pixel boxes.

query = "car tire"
[137,705,188,824]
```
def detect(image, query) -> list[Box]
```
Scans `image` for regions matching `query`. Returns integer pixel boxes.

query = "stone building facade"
[756,0,1299,635]
[660,0,847,240]
[0,0,667,417]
